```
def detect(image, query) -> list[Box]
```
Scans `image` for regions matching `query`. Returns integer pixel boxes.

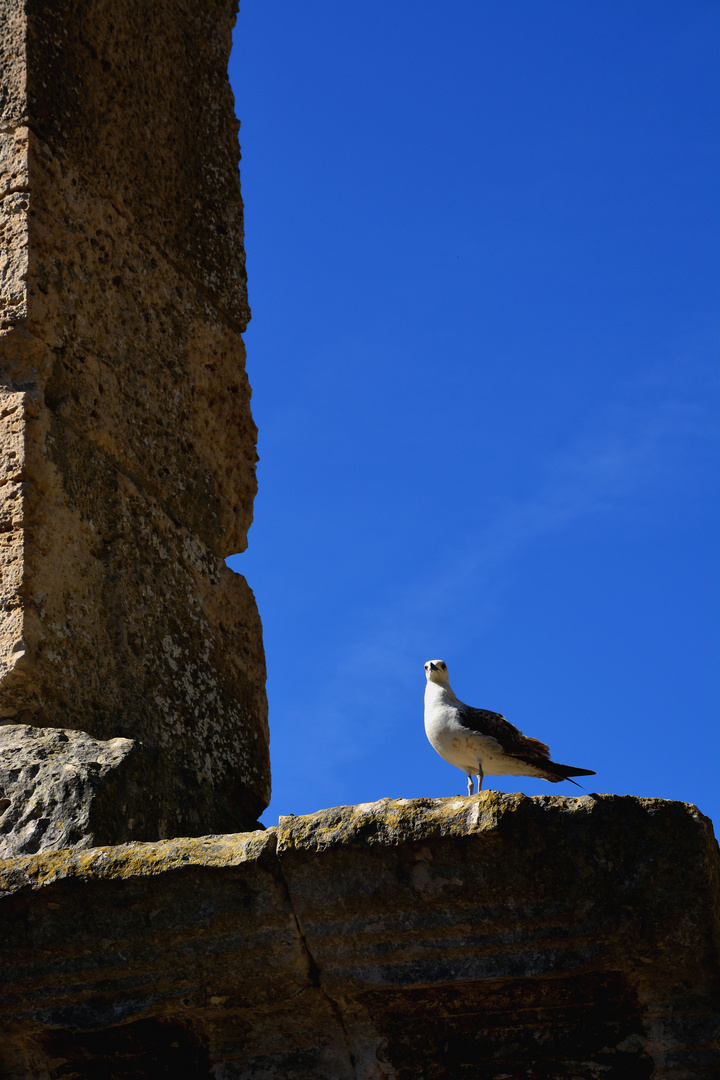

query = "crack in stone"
[271,833,358,1080]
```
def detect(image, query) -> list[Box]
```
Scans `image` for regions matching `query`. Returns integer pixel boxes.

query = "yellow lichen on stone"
[277,791,568,852]
[0,828,276,895]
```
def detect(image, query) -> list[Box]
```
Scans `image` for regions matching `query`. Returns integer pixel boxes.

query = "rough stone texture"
[0,793,718,1079]
[0,0,270,836]
[0,725,169,857]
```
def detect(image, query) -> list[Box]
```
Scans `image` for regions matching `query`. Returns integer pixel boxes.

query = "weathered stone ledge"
[1,792,718,1079]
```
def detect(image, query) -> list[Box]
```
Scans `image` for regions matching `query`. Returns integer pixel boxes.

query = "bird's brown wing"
[457,706,551,760]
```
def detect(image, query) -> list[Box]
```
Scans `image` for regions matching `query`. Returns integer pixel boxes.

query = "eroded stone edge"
[1,791,716,893]
[276,790,716,853]
[0,826,276,897]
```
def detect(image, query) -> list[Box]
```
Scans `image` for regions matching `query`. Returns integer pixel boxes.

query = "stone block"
[0,794,717,1078]
[0,0,269,836]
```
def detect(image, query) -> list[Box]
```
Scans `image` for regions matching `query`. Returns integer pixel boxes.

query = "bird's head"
[424,659,450,685]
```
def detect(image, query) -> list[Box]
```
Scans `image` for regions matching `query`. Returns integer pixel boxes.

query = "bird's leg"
[466,773,475,796]
[476,762,484,792]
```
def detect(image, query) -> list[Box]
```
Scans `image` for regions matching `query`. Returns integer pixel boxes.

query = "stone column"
[0,0,270,847]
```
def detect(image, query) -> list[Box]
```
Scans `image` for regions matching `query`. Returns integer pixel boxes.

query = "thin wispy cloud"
[279,357,718,782]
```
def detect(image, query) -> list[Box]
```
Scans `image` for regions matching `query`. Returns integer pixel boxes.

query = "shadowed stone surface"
[0,0,269,837]
[0,725,169,857]
[0,794,717,1079]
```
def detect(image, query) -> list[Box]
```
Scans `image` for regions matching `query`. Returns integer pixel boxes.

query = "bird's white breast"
[424,683,504,772]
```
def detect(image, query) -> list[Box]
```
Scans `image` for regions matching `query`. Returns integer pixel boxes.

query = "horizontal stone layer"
[1,793,718,1079]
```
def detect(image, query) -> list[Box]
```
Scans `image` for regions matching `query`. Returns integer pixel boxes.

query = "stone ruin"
[0,3,718,1078]
[0,0,269,846]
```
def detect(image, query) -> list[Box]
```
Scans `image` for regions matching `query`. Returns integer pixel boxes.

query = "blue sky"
[227,1,719,827]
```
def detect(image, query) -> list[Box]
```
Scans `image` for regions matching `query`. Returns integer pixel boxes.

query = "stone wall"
[0,0,269,839]
[1,794,718,1079]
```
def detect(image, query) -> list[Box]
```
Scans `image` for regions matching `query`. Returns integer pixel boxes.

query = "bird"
[424,659,596,795]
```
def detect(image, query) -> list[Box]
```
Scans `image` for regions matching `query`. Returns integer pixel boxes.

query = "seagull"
[424,659,596,795]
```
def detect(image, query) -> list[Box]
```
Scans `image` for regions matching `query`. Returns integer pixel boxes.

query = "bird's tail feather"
[544,760,597,784]
[514,755,596,785]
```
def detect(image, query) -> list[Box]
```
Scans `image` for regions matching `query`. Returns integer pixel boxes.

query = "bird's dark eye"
[440,662,446,669]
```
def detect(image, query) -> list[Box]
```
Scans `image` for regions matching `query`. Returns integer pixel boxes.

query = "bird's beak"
[429,662,438,671]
